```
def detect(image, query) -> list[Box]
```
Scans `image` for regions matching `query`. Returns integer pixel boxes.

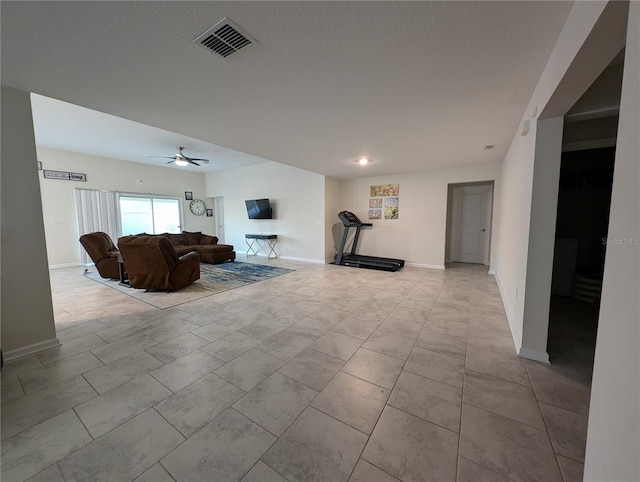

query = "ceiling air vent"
[193,17,255,58]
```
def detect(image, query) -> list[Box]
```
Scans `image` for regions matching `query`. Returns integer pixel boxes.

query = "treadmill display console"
[338,211,371,227]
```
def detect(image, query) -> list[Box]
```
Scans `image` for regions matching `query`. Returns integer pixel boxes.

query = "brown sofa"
[118,235,200,290]
[160,231,236,264]
[79,231,120,279]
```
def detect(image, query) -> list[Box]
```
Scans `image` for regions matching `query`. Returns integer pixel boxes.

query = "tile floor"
[1,260,590,482]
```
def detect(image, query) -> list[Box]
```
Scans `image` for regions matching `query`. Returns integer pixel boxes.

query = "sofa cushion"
[183,231,202,245]
[199,234,219,245]
[192,244,233,254]
[166,233,188,247]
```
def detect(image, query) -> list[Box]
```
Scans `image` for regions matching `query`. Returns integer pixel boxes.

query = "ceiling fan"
[150,146,210,167]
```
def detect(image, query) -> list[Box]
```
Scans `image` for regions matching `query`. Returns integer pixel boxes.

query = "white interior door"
[214,196,225,243]
[451,184,493,264]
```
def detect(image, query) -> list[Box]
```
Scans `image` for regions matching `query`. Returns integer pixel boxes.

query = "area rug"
[84,261,294,309]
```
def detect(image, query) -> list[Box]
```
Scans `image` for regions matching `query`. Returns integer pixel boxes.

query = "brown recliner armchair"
[79,232,120,279]
[117,235,200,290]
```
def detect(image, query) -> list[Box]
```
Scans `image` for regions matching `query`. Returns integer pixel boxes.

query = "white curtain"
[75,189,120,264]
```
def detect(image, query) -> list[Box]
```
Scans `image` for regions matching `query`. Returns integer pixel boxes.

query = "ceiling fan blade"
[183,154,210,162]
[188,159,201,166]
[149,156,174,159]
[166,160,175,164]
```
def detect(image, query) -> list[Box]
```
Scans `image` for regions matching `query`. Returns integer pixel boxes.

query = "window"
[119,195,181,235]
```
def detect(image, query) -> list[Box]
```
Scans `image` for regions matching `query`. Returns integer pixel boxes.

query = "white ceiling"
[30,94,269,173]
[1,1,574,179]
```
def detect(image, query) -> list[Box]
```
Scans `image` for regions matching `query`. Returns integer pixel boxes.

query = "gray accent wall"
[1,86,57,354]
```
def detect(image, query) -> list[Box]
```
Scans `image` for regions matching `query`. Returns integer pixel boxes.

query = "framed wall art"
[384,197,399,219]
[370,184,399,197]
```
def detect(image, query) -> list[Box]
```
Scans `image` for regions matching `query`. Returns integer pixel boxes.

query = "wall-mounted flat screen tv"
[245,198,273,219]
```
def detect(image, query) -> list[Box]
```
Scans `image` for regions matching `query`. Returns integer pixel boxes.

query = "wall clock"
[189,199,206,216]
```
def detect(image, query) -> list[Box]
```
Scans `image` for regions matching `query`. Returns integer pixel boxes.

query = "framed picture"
[185,191,193,200]
[384,197,399,219]
[369,198,382,209]
[368,209,382,220]
[206,208,213,217]
[370,184,399,197]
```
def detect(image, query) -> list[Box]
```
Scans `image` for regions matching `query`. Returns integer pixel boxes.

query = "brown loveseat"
[118,235,200,290]
[159,231,236,264]
[79,231,120,279]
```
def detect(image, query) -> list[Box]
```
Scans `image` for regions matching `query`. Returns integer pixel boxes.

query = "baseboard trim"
[494,270,522,353]
[4,337,61,361]
[279,255,325,264]
[239,251,325,264]
[239,252,272,259]
[494,271,552,363]
[405,262,445,270]
[518,347,550,364]
[49,262,83,269]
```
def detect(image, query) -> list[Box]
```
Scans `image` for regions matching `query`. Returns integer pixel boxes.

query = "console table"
[245,234,278,259]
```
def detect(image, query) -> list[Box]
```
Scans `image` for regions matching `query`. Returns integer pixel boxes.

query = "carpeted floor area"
[84,262,294,309]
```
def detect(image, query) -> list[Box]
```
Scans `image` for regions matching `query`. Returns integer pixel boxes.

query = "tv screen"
[245,198,273,219]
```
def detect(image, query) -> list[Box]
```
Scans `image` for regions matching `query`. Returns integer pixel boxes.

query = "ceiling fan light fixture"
[150,146,209,166]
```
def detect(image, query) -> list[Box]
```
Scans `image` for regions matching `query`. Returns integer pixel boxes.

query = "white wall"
[339,164,501,269]
[37,147,211,267]
[585,2,639,479]
[1,86,58,357]
[205,162,326,263]
[493,118,536,346]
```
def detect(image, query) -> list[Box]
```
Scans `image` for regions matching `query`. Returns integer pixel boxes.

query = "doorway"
[446,182,494,265]
[545,50,623,382]
[214,196,225,243]
[547,144,616,381]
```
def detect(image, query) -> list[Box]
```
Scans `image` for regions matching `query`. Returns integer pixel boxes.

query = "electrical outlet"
[316,219,322,225]
[411,246,416,252]
[515,288,519,300]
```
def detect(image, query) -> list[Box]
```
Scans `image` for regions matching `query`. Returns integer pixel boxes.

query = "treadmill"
[334,211,405,272]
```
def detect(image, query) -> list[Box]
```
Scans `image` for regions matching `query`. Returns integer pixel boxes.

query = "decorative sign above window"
[43,170,87,181]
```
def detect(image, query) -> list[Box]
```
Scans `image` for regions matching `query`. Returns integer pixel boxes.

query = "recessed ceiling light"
[484,145,495,150]
[358,157,370,166]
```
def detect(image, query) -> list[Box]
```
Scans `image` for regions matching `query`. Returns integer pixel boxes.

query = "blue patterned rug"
[200,261,293,288]
[84,261,294,309]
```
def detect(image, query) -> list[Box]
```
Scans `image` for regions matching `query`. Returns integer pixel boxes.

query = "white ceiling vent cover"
[193,18,255,58]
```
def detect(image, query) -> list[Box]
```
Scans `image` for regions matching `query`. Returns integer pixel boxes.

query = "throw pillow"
[183,231,202,245]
